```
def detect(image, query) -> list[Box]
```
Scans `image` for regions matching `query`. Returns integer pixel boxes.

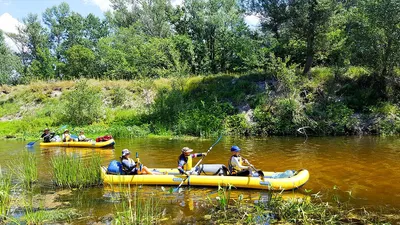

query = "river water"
[1,136,400,223]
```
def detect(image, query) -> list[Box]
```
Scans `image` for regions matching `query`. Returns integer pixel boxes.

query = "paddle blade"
[71,135,78,139]
[172,187,182,193]
[26,141,36,147]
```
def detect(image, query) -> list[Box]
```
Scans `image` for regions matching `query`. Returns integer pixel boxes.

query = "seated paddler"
[41,128,55,143]
[120,149,154,175]
[177,147,207,175]
[228,145,252,176]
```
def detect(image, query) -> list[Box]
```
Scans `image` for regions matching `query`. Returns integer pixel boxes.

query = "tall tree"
[288,0,335,74]
[42,2,71,61]
[110,0,173,37]
[346,0,400,77]
[7,14,48,72]
[0,30,22,84]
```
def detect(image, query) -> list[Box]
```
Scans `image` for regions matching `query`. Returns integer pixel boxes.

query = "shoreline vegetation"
[1,73,400,140]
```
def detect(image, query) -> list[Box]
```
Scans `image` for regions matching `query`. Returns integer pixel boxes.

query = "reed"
[51,154,102,189]
[207,189,387,224]
[0,167,12,220]
[113,185,164,225]
[10,152,38,189]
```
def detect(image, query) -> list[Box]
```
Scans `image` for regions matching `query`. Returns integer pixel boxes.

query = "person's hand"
[202,153,207,156]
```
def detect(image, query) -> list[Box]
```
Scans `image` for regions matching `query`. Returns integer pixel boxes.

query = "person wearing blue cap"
[228,145,252,176]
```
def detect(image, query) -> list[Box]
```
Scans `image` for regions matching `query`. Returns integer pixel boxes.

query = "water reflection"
[1,136,400,223]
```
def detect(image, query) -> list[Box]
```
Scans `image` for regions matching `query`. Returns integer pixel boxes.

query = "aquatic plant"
[206,190,388,224]
[0,168,12,220]
[51,154,102,189]
[10,152,38,189]
[113,185,164,225]
[23,206,81,224]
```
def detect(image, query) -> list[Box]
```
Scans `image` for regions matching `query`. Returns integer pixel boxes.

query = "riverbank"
[1,68,400,140]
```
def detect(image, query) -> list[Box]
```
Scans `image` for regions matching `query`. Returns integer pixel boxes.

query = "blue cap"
[231,146,240,152]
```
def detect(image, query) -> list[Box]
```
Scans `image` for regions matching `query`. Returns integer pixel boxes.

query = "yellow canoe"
[40,139,115,148]
[101,167,309,190]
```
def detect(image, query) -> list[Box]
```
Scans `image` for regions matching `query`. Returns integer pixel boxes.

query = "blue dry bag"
[107,160,123,175]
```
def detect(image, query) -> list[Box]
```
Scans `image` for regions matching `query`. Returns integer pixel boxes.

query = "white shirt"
[230,156,249,171]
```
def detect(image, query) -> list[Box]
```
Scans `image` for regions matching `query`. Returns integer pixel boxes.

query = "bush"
[59,80,103,126]
[312,102,357,135]
[224,114,254,136]
[110,87,128,107]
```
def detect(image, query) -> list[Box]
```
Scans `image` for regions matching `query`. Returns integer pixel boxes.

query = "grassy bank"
[1,67,400,140]
[204,186,392,224]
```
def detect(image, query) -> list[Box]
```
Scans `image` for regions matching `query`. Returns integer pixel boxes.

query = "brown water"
[1,136,400,223]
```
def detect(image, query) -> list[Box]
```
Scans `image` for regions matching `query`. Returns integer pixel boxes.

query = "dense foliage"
[1,0,400,137]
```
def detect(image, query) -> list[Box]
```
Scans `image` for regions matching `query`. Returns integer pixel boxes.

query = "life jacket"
[63,134,71,142]
[121,158,136,174]
[183,154,192,171]
[228,155,243,175]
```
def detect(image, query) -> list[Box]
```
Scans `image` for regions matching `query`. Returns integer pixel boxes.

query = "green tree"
[110,0,173,37]
[0,31,22,84]
[346,0,400,77]
[65,45,96,78]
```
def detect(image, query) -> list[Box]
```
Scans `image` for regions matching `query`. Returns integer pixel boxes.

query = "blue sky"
[0,0,108,20]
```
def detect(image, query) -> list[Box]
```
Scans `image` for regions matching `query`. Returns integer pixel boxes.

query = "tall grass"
[0,167,12,220]
[113,185,164,225]
[206,188,387,224]
[10,152,38,189]
[51,154,102,189]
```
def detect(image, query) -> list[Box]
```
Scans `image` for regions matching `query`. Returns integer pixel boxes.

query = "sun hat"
[231,146,240,152]
[181,147,193,153]
[122,149,131,156]
[44,128,49,131]
[64,129,69,133]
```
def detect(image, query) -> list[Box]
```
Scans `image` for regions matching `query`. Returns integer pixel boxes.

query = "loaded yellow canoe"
[40,139,115,148]
[101,166,309,190]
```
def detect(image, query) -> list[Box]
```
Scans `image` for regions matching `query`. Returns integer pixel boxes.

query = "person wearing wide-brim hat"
[62,129,74,142]
[177,147,207,175]
[228,145,252,176]
[120,149,154,175]
[41,128,55,143]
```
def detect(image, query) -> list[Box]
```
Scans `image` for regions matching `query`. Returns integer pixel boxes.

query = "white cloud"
[0,13,23,52]
[83,0,112,12]
[171,0,183,7]
[245,15,260,30]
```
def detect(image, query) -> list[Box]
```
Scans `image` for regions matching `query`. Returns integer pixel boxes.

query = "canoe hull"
[101,167,309,190]
[40,139,115,148]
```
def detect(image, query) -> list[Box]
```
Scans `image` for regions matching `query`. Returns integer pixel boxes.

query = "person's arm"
[231,157,249,170]
[192,153,206,158]
[177,158,187,175]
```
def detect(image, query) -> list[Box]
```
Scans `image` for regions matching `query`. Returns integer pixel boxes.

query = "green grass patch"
[10,152,38,189]
[0,167,12,219]
[113,186,165,225]
[51,154,102,189]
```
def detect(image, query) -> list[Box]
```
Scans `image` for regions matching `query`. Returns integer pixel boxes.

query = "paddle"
[241,156,264,179]
[172,135,222,193]
[26,125,67,148]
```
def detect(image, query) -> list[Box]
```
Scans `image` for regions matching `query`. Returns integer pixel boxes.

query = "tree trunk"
[303,31,314,75]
